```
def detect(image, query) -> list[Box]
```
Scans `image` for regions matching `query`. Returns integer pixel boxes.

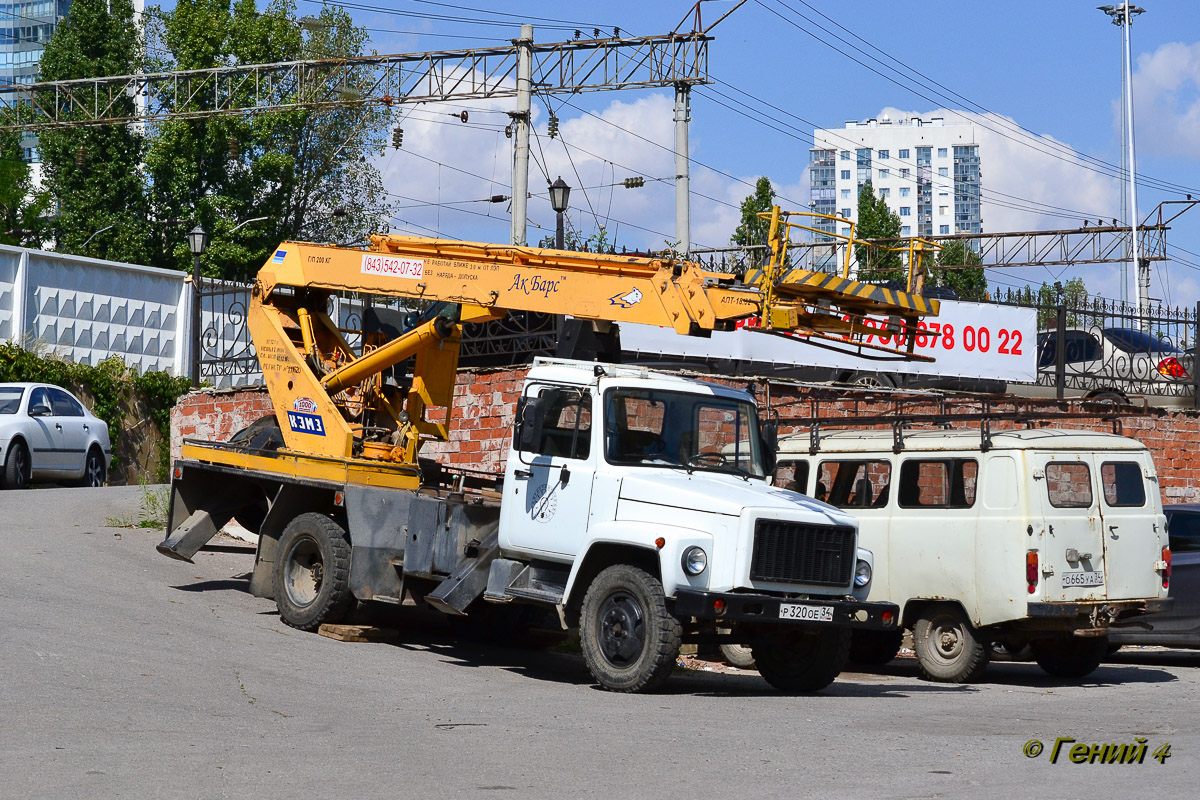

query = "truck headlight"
[854,559,872,587]
[682,546,707,576]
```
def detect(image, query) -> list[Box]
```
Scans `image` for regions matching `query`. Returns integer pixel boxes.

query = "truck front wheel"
[274,513,353,631]
[579,564,682,693]
[913,606,990,683]
[1030,635,1108,679]
[752,627,851,692]
[849,629,904,666]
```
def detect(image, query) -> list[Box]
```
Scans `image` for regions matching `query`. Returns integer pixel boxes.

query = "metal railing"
[993,288,1200,408]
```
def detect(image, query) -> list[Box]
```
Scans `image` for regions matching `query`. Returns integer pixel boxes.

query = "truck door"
[1095,456,1164,601]
[1033,453,1107,601]
[499,385,596,559]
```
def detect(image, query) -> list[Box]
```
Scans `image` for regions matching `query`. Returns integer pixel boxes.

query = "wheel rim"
[928,616,966,665]
[85,453,103,487]
[283,536,324,607]
[15,446,29,485]
[597,590,646,668]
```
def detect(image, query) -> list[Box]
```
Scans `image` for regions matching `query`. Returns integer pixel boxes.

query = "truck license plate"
[778,603,834,622]
[1062,571,1105,588]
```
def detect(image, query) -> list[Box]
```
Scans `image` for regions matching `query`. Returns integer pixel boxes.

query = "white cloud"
[1132,40,1200,159]
[876,106,1122,234]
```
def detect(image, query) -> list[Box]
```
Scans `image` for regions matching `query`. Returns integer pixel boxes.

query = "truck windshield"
[604,388,765,478]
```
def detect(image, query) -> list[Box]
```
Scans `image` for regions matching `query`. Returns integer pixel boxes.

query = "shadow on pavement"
[846,656,1179,688]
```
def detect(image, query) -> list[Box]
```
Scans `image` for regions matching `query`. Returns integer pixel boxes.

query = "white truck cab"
[488,359,895,690]
[774,427,1172,682]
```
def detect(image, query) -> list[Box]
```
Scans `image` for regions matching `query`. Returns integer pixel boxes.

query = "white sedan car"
[0,382,112,489]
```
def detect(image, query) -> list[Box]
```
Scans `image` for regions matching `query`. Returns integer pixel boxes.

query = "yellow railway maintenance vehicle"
[158,213,936,693]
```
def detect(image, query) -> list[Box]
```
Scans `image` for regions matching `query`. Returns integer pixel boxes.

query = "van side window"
[1045,462,1093,508]
[531,387,592,459]
[897,459,978,508]
[1101,462,1146,507]
[775,461,808,493]
[816,460,891,509]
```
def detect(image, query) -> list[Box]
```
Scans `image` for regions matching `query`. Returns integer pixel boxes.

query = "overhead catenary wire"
[755,0,1200,199]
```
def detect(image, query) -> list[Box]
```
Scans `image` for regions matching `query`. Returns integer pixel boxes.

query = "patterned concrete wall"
[0,249,19,343]
[1,243,189,376]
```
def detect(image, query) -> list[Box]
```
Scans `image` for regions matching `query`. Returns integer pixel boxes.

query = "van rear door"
[1094,455,1166,601]
[1032,453,1107,601]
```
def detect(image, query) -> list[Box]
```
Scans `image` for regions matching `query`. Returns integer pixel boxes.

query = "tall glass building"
[1,0,72,164]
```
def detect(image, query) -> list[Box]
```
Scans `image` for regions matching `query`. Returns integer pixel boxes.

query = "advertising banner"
[620,299,1037,383]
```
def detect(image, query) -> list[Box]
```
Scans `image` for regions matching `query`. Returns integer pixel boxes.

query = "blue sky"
[229,2,1200,307]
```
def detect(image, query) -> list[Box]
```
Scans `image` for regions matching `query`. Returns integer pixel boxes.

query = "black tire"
[3,440,31,490]
[844,371,896,390]
[752,627,851,692]
[1031,636,1108,679]
[274,513,353,631]
[719,642,757,669]
[230,416,285,452]
[579,564,682,693]
[912,606,990,683]
[77,446,106,488]
[848,629,904,666]
[1086,390,1129,406]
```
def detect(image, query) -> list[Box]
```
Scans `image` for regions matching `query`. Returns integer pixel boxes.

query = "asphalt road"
[3,486,1198,799]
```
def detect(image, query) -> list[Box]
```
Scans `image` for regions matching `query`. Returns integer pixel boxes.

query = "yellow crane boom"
[247,221,938,467]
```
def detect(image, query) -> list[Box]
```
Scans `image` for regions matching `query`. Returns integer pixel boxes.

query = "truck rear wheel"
[274,513,353,631]
[579,564,682,693]
[913,606,990,683]
[752,627,851,692]
[1030,636,1108,679]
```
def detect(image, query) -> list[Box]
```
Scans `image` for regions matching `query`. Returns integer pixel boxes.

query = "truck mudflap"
[673,589,899,631]
[1027,598,1174,620]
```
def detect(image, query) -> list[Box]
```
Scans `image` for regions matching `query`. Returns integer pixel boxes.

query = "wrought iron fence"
[993,288,1200,408]
[197,281,558,385]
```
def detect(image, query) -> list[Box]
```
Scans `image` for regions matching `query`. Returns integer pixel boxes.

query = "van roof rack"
[771,394,1152,454]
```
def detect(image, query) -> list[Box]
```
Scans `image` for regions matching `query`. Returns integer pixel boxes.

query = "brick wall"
[171,368,1200,503]
[171,386,279,460]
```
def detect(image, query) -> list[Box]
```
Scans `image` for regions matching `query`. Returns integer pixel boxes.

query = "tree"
[853,181,904,284]
[731,176,775,248]
[143,0,393,280]
[931,240,988,301]
[537,226,614,252]
[36,0,151,264]
[1029,277,1089,327]
[0,122,50,247]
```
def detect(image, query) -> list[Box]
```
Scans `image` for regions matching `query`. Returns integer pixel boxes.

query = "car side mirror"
[29,402,52,418]
[514,396,546,452]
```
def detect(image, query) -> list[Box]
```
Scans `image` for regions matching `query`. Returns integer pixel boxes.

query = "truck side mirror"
[761,421,778,475]
[514,396,546,452]
[761,421,778,452]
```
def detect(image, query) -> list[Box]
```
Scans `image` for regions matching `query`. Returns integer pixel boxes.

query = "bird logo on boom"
[610,288,643,309]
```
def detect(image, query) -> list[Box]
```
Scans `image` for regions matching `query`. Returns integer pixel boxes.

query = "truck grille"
[750,520,855,587]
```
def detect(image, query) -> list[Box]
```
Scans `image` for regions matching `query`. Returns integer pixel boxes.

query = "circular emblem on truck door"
[530,485,558,523]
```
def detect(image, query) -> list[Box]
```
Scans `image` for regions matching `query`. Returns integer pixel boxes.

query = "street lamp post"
[549,176,571,250]
[186,224,209,387]
[1099,3,1146,316]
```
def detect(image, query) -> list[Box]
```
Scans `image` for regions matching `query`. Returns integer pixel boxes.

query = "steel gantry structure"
[691,217,1181,275]
[0,28,711,249]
